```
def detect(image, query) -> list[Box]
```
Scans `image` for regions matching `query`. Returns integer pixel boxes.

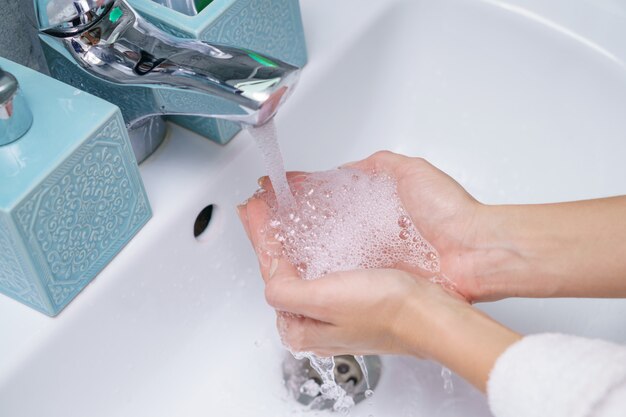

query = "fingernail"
[256,247,272,268]
[269,258,279,279]
[236,204,247,222]
[236,205,251,240]
[290,173,308,182]
[238,197,251,207]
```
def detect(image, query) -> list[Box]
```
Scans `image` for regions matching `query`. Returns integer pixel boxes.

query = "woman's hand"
[239,194,465,357]
[238,195,521,391]
[340,151,626,300]
[268,265,451,358]
[345,151,494,301]
[238,150,626,394]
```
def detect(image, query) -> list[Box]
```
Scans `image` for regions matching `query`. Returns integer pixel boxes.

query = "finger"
[245,197,302,285]
[341,150,416,175]
[277,313,376,356]
[258,171,310,193]
[265,270,349,322]
[236,204,252,242]
[277,312,336,353]
[245,197,286,282]
[265,264,318,312]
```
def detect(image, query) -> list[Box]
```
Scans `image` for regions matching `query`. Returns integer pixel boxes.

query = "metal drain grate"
[282,354,382,410]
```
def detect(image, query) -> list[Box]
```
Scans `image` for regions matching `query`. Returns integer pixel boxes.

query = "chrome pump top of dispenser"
[0,68,33,146]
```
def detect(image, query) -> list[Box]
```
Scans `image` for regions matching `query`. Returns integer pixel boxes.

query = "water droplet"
[320,383,333,396]
[441,367,454,394]
[399,229,410,240]
[365,389,374,398]
[333,395,355,414]
[299,379,321,397]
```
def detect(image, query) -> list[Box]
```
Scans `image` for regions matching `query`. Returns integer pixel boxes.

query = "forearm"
[473,196,626,299]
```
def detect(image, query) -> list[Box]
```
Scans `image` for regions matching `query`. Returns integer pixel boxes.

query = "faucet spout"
[36,0,300,159]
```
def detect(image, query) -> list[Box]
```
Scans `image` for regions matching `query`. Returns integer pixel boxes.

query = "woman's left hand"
[238,196,470,359]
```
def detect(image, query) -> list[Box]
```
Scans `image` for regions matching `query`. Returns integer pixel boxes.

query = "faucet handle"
[35,0,115,35]
[0,68,34,146]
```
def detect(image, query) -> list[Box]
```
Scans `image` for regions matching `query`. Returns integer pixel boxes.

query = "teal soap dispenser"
[0,57,152,316]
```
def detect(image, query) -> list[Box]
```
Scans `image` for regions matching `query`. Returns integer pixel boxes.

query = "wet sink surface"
[2,0,626,416]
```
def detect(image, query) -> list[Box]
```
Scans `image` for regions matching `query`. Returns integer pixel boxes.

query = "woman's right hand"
[257,150,520,302]
[348,151,626,301]
[344,151,514,302]
[259,150,626,301]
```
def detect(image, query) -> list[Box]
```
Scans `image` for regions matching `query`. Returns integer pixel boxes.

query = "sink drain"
[283,354,382,409]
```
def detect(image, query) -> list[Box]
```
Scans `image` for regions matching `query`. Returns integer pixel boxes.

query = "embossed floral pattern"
[0,218,46,311]
[8,115,151,313]
[200,0,307,67]
[132,0,307,142]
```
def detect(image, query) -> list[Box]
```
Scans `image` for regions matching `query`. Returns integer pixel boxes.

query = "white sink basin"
[2,0,626,416]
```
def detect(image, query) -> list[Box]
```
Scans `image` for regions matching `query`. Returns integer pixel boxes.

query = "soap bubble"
[398,215,412,228]
[300,379,321,397]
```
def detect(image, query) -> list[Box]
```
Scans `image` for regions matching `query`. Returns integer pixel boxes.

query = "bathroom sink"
[2,0,626,416]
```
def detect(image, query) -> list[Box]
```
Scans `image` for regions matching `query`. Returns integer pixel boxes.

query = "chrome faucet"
[35,0,300,162]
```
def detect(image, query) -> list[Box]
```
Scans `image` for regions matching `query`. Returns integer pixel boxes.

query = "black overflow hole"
[194,204,215,238]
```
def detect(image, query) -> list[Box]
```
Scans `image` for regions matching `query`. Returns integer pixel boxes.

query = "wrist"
[439,305,521,392]
[396,281,477,359]
[467,204,556,300]
[409,288,521,391]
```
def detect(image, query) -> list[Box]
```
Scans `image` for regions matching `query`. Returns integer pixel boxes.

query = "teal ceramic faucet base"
[130,0,308,146]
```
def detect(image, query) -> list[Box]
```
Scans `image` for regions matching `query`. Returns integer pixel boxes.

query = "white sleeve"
[487,333,626,417]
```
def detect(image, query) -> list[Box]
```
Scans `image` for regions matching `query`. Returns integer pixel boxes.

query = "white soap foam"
[257,168,440,279]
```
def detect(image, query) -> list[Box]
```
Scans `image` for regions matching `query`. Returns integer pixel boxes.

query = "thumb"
[341,150,414,175]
